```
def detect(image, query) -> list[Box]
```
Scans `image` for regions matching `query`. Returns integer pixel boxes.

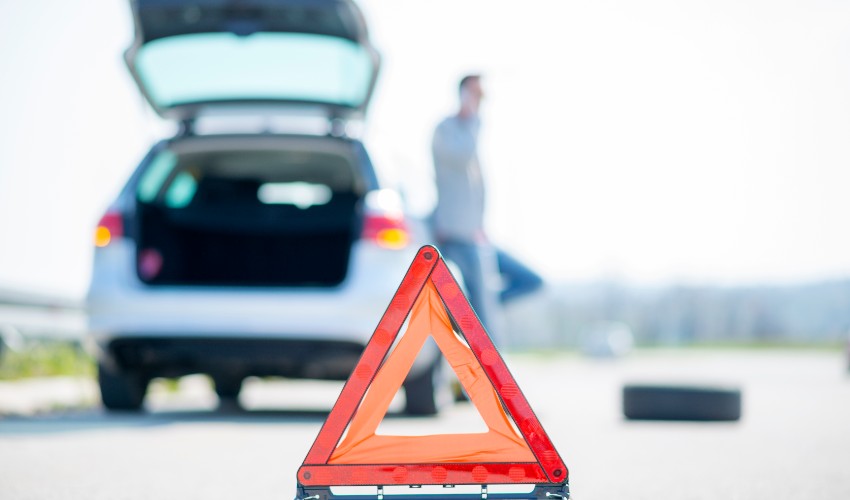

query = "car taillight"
[362,214,409,250]
[95,211,123,248]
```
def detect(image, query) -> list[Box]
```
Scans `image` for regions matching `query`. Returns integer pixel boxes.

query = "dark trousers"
[438,242,544,347]
[496,249,544,304]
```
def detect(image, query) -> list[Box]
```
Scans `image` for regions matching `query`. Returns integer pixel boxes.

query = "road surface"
[1,350,849,499]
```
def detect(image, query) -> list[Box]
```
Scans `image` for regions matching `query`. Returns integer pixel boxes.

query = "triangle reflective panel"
[296,246,569,499]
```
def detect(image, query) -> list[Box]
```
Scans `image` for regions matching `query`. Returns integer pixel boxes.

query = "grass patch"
[0,340,95,380]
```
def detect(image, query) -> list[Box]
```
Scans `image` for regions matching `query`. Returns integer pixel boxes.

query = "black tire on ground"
[98,362,147,411]
[403,360,451,416]
[623,384,742,421]
[213,376,243,401]
[452,380,470,402]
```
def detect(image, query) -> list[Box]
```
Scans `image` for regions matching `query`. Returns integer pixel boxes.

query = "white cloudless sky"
[1,0,849,298]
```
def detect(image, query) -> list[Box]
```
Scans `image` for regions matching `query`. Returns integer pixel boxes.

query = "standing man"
[431,74,503,344]
[431,75,545,347]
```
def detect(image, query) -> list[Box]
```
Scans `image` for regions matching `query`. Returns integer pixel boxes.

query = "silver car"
[87,0,447,414]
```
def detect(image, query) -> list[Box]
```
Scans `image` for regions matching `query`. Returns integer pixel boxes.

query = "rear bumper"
[86,242,440,380]
[100,336,364,380]
[97,333,438,382]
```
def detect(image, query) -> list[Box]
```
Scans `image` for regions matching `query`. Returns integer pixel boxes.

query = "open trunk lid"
[125,0,380,122]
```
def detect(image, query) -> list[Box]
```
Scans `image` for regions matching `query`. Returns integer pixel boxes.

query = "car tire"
[623,384,742,421]
[403,360,451,416]
[452,380,470,402]
[213,376,243,401]
[98,362,147,411]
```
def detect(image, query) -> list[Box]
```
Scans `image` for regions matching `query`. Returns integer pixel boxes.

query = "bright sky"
[1,0,849,299]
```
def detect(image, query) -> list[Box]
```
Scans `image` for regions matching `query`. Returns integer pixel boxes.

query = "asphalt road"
[1,350,848,500]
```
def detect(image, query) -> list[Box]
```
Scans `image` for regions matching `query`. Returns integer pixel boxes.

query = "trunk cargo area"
[135,138,364,287]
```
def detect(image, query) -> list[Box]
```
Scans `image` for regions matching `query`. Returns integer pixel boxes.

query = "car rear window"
[135,32,374,110]
[137,150,178,203]
[164,171,198,208]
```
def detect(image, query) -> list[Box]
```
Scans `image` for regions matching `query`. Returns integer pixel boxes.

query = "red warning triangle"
[297,245,567,488]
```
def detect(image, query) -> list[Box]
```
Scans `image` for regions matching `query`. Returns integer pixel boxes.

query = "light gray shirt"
[431,114,485,242]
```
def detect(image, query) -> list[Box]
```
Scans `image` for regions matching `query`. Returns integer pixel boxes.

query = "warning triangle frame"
[297,245,568,491]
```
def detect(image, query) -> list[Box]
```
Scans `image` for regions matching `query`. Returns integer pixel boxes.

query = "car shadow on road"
[0,403,414,436]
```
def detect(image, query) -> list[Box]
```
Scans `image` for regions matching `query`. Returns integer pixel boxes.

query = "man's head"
[458,74,484,118]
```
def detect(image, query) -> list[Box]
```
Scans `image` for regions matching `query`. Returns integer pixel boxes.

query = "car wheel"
[212,375,243,401]
[403,359,452,416]
[452,380,470,402]
[98,362,147,411]
[623,384,742,421]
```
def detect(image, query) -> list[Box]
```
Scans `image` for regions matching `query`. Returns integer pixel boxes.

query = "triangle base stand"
[296,483,570,500]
